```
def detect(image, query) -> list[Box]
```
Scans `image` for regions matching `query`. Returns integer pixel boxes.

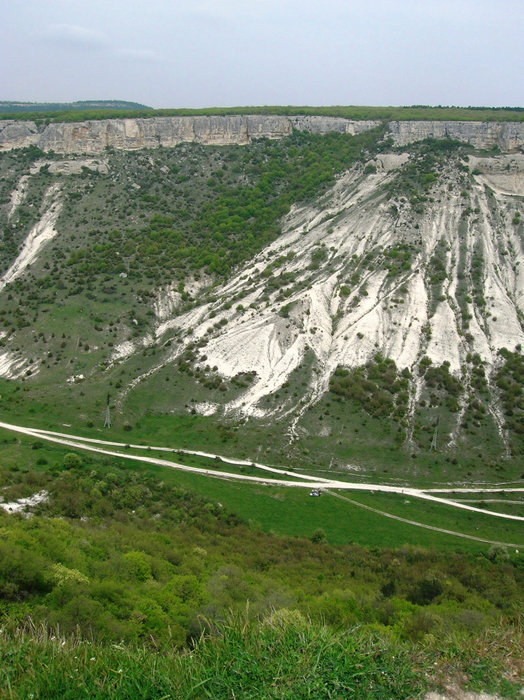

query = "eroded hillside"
[0,129,523,474]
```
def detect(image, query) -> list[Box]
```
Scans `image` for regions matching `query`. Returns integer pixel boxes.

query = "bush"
[63,453,83,470]
[409,576,443,605]
[122,551,152,582]
[330,355,409,420]
[311,528,327,544]
[487,544,509,563]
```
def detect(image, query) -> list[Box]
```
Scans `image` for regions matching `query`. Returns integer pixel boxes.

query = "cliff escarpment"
[0,115,380,154]
[388,120,524,150]
[2,115,524,154]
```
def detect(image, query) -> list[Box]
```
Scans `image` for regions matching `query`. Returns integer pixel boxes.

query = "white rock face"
[31,158,109,175]
[140,153,524,418]
[0,350,26,380]
[388,120,524,150]
[469,153,524,196]
[1,116,524,154]
[0,116,381,153]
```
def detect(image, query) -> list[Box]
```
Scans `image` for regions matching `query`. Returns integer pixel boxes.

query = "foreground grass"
[1,616,522,700]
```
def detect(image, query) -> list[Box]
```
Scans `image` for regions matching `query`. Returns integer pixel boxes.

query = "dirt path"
[0,420,522,527]
[25,427,324,483]
[326,490,522,548]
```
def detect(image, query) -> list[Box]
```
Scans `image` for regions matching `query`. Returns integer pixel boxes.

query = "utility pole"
[103,393,111,428]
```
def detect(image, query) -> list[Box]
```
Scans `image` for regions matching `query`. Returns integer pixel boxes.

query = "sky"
[2,0,523,108]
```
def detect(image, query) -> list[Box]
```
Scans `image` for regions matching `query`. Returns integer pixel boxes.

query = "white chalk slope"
[0,158,109,378]
[117,151,524,419]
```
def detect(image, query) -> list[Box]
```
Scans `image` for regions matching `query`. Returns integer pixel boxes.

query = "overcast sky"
[2,0,523,108]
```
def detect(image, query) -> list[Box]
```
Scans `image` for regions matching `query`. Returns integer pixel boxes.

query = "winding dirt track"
[0,421,523,534]
[326,491,522,548]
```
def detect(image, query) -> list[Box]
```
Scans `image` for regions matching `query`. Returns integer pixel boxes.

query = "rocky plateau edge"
[1,116,524,153]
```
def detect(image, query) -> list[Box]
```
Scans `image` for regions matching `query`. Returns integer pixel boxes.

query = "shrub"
[122,551,152,582]
[63,453,82,470]
[311,528,327,544]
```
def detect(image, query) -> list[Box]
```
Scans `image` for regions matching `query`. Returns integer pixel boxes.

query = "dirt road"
[0,420,522,525]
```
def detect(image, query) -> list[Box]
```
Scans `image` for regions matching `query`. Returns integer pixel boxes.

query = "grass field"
[2,372,521,492]
[1,426,521,555]
[330,490,523,549]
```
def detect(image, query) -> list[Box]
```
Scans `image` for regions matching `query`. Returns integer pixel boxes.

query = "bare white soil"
[0,490,48,514]
[136,153,524,421]
[7,175,29,220]
[0,183,62,293]
[425,691,503,700]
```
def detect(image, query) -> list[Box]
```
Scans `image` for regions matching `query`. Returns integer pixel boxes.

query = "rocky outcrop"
[0,115,381,154]
[0,120,40,149]
[1,114,523,156]
[388,120,524,150]
[288,115,380,136]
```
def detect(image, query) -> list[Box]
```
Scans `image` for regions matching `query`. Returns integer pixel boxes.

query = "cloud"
[114,48,161,62]
[38,24,108,48]
[35,24,160,62]
[188,0,283,21]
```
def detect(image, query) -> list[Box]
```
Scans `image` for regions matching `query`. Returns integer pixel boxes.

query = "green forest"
[2,104,524,123]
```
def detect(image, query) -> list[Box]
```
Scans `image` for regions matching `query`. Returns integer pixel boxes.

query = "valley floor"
[1,419,522,550]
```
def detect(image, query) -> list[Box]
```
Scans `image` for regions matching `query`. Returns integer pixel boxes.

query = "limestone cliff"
[2,115,523,154]
[388,120,524,150]
[0,115,380,154]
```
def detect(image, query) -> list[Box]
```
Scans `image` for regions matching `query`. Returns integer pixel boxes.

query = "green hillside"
[0,132,522,479]
[0,119,523,697]
[0,436,522,697]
